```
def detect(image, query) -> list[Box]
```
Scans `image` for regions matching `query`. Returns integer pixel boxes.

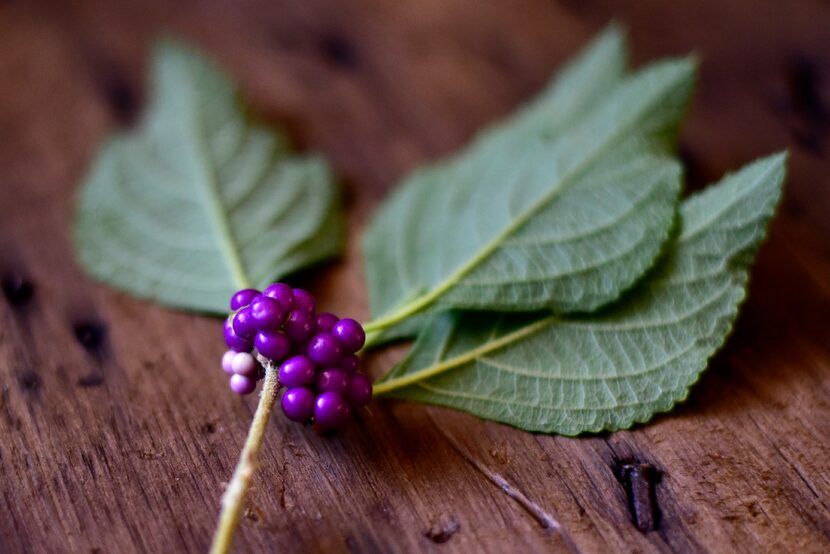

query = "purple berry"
[249,296,285,332]
[263,283,295,311]
[278,355,316,387]
[231,352,258,377]
[347,373,373,407]
[332,318,365,353]
[224,318,251,352]
[315,368,350,396]
[284,309,314,342]
[281,387,315,422]
[230,288,260,310]
[232,308,257,341]
[230,374,256,395]
[292,288,316,313]
[341,353,359,374]
[314,392,352,429]
[315,312,339,333]
[307,333,343,367]
[254,330,290,361]
[221,350,236,374]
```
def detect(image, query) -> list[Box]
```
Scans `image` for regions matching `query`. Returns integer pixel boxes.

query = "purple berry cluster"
[221,283,372,430]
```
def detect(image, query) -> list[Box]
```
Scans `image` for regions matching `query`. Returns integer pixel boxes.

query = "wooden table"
[1,1,828,552]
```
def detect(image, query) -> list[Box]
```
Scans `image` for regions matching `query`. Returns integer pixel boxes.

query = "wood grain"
[1,0,829,552]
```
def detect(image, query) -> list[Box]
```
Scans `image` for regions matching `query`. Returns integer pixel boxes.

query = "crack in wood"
[76,374,105,388]
[426,411,579,552]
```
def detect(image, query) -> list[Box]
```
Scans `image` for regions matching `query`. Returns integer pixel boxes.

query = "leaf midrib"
[374,188,744,396]
[184,77,252,290]
[367,66,687,332]
[373,315,558,394]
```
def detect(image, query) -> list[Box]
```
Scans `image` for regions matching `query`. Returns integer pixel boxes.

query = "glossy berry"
[278,355,316,387]
[263,283,294,310]
[249,296,285,332]
[254,330,290,361]
[307,333,343,367]
[315,312,339,333]
[230,288,260,311]
[224,318,251,352]
[281,387,315,422]
[231,352,258,377]
[284,309,314,342]
[332,318,365,353]
[230,374,256,395]
[292,288,316,313]
[314,392,352,429]
[315,368,350,396]
[232,308,257,341]
[340,353,359,374]
[347,373,373,407]
[223,283,371,429]
[221,350,237,374]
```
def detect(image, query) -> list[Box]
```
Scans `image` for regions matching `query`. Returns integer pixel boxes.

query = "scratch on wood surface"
[427,411,579,552]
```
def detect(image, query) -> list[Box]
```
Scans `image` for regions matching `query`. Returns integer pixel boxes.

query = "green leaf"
[363,27,694,335]
[74,39,343,313]
[375,153,787,435]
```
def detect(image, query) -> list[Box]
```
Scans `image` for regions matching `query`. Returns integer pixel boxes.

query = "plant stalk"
[210,366,281,554]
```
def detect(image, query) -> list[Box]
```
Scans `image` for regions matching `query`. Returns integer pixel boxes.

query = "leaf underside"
[363,27,694,334]
[75,40,343,313]
[377,154,786,435]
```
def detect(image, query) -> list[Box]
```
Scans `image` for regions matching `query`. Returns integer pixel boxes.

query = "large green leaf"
[362,28,694,334]
[375,153,787,435]
[75,40,343,313]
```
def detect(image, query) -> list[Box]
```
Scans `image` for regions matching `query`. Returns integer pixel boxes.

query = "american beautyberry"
[292,288,316,313]
[314,392,352,429]
[221,350,237,374]
[229,374,256,395]
[221,282,374,429]
[232,308,257,341]
[347,373,373,407]
[315,368,350,396]
[315,312,339,333]
[230,352,259,378]
[249,296,285,332]
[332,318,365,353]
[230,288,260,311]
[278,355,316,387]
[263,283,294,310]
[307,333,343,367]
[224,318,251,352]
[254,330,291,361]
[281,387,315,422]
[283,309,314,342]
[340,353,359,374]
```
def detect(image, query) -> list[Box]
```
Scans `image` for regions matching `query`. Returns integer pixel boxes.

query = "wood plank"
[1,0,829,552]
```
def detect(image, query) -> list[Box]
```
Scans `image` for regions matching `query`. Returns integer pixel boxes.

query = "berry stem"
[362,293,434,335]
[361,328,384,350]
[210,366,281,554]
[371,315,557,395]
